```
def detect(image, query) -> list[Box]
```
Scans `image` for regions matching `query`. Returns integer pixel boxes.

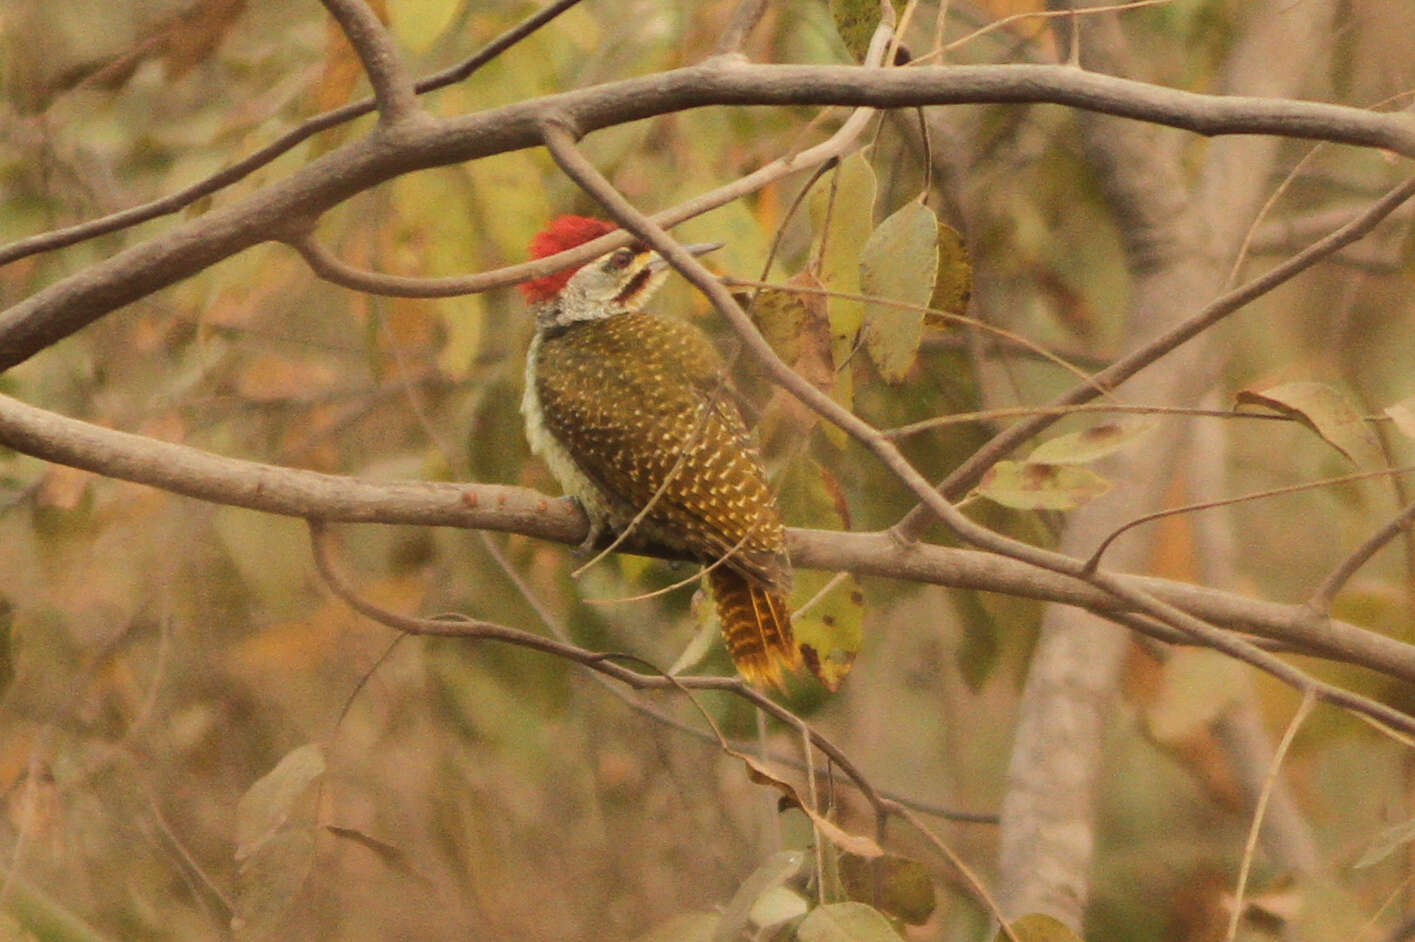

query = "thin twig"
[713,0,770,55]
[723,275,1112,394]
[479,531,996,824]
[1308,496,1415,614]
[891,804,1023,942]
[308,519,892,818]
[894,173,1415,539]
[1085,464,1415,574]
[1224,689,1316,942]
[882,401,1293,439]
[0,0,588,268]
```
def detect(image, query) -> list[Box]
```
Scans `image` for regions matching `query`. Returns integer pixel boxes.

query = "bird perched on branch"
[518,215,800,690]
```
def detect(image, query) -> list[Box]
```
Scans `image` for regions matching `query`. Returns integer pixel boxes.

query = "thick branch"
[4,62,1415,370]
[2,391,1412,682]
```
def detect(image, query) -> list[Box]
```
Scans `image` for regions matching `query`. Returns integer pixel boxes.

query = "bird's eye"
[609,249,634,269]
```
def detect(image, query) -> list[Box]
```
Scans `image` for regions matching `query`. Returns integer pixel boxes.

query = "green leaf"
[777,460,862,691]
[1027,420,1157,465]
[794,569,865,693]
[797,901,907,941]
[1354,817,1415,869]
[809,153,877,437]
[213,508,312,613]
[996,913,1087,942]
[235,743,326,861]
[749,886,810,933]
[929,221,973,320]
[828,0,903,61]
[387,0,462,52]
[713,850,807,942]
[1235,382,1382,469]
[747,276,836,441]
[839,853,937,925]
[973,461,1112,511]
[860,200,938,382]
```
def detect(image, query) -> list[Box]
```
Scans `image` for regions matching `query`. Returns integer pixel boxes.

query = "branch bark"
[4,61,1415,370]
[1,391,1410,682]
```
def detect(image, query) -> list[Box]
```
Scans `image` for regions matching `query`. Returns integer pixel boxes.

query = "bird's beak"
[645,241,724,273]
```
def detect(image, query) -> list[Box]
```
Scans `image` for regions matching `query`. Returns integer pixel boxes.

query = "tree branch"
[5,62,1415,370]
[2,391,1413,682]
[318,0,421,125]
[536,118,1415,738]
[0,0,589,270]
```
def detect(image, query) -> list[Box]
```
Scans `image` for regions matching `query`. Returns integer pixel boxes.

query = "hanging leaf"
[995,913,1087,942]
[1235,382,1382,468]
[713,850,807,942]
[860,200,939,383]
[750,275,836,440]
[828,0,905,61]
[749,886,810,935]
[952,589,1000,692]
[777,461,862,691]
[794,570,865,693]
[387,0,461,53]
[973,461,1112,511]
[235,743,326,862]
[1027,420,1157,465]
[1383,395,1415,441]
[737,754,883,857]
[928,220,973,322]
[809,153,877,437]
[839,853,937,925]
[797,902,907,942]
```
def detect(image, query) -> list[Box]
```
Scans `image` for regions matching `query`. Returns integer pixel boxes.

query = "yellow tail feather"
[708,568,801,690]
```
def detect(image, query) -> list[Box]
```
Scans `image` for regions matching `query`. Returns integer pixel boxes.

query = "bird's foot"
[570,500,606,557]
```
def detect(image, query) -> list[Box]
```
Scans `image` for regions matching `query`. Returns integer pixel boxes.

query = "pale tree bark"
[996,1,1336,925]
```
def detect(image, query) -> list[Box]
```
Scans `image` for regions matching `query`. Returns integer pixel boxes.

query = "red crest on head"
[518,215,619,303]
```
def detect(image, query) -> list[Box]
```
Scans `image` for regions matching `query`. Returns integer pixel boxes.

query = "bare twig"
[307,520,890,819]
[894,173,1415,539]
[0,0,589,268]
[1085,465,1415,574]
[1224,689,1316,942]
[477,531,997,824]
[1308,497,1415,614]
[713,0,770,55]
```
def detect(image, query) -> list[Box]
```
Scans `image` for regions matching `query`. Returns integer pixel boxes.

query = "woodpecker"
[518,215,801,689]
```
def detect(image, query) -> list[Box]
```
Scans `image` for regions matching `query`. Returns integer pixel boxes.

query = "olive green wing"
[534,313,789,590]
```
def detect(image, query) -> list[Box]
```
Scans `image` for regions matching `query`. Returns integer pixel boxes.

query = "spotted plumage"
[519,216,800,689]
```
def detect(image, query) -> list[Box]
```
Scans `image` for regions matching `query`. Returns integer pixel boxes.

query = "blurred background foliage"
[1,0,1415,939]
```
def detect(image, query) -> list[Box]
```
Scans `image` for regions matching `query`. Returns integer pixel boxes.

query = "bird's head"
[519,215,721,331]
